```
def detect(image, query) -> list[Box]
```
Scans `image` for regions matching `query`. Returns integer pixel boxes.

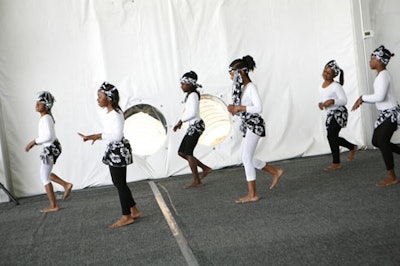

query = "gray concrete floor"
[1,149,400,266]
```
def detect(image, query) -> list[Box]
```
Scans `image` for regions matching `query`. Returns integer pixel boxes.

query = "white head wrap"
[37,91,55,110]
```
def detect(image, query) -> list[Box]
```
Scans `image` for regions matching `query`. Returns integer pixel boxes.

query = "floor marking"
[148,181,199,266]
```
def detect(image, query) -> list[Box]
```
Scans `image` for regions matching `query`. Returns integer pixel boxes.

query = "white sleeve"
[101,112,124,142]
[318,86,324,103]
[362,74,389,103]
[35,116,54,145]
[319,90,323,103]
[245,85,262,114]
[228,87,234,105]
[181,93,198,122]
[333,83,347,106]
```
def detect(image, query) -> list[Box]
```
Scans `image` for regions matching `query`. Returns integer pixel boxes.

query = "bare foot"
[131,206,141,219]
[376,178,399,187]
[63,183,73,201]
[235,195,259,204]
[200,167,212,180]
[269,168,283,189]
[324,163,342,171]
[184,182,203,189]
[40,206,60,213]
[347,145,358,161]
[109,216,134,228]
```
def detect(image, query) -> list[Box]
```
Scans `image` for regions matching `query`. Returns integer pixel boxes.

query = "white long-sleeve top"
[181,92,201,125]
[319,82,347,111]
[362,70,397,110]
[239,83,263,114]
[35,114,56,147]
[101,110,124,143]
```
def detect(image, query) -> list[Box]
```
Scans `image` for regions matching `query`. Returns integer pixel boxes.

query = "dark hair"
[99,82,122,112]
[230,55,256,71]
[182,70,198,81]
[229,55,256,83]
[229,59,242,68]
[182,71,200,100]
[337,69,344,86]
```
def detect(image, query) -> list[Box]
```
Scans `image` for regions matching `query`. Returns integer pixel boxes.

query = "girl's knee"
[372,137,381,148]
[327,134,338,142]
[41,179,51,185]
[246,176,256,182]
[242,155,253,167]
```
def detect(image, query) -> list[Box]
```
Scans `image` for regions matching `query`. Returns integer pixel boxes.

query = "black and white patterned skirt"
[375,105,400,128]
[186,119,205,136]
[40,139,62,164]
[326,106,348,129]
[239,112,266,137]
[102,138,133,167]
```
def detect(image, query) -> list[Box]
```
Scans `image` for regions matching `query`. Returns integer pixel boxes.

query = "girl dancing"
[25,91,73,212]
[227,55,283,204]
[173,71,212,189]
[78,82,141,227]
[318,60,357,171]
[352,45,399,187]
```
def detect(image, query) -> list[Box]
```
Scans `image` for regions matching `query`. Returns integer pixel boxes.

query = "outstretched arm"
[173,120,182,132]
[78,132,102,145]
[351,96,363,111]
[25,140,36,152]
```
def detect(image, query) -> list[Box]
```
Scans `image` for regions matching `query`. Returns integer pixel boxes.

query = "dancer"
[173,71,212,189]
[25,91,73,212]
[78,82,141,228]
[227,55,283,204]
[318,60,358,171]
[352,45,399,187]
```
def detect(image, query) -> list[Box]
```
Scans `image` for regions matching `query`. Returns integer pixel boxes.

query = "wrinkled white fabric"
[0,0,399,199]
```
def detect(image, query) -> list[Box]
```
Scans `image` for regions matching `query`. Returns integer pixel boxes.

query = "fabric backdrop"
[0,0,399,199]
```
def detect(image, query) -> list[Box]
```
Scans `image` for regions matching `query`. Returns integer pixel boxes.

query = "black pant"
[109,166,135,215]
[372,119,400,170]
[327,118,355,163]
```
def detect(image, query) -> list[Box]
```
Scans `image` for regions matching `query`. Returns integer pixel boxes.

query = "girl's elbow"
[377,96,386,102]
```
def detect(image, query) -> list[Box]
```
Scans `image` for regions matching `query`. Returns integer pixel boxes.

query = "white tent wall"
[350,0,400,146]
[0,98,13,202]
[0,0,397,199]
[365,0,400,143]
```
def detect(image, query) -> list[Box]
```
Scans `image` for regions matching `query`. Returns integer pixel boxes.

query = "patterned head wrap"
[180,77,202,88]
[325,60,341,77]
[229,66,248,74]
[371,45,395,65]
[37,91,55,110]
[99,82,118,101]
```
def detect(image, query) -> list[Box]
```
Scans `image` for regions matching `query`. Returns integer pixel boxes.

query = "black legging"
[109,166,136,215]
[372,119,400,170]
[327,118,355,163]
